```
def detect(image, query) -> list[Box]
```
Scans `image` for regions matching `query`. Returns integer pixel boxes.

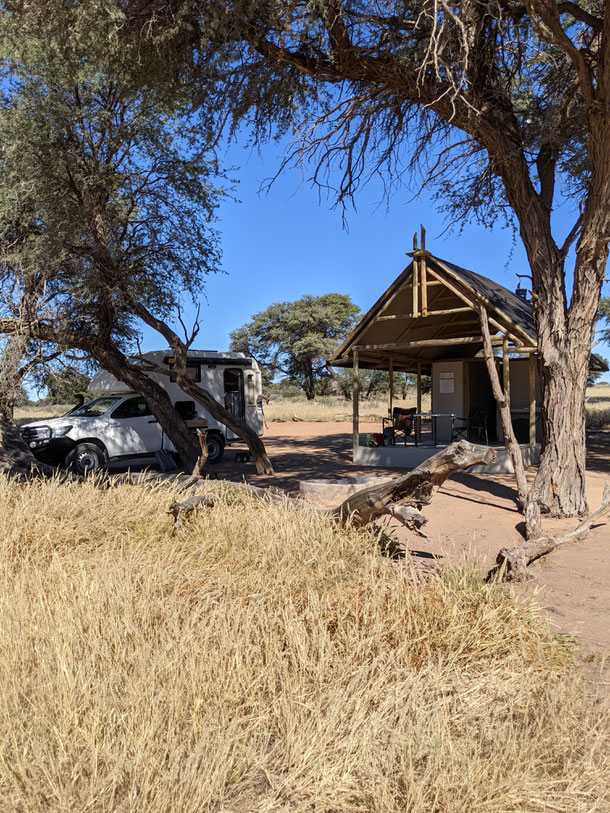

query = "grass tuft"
[0,477,608,811]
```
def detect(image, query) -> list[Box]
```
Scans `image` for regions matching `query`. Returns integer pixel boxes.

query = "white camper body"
[20,351,264,473]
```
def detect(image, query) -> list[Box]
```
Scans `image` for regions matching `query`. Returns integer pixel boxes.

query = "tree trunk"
[127,302,275,475]
[93,346,200,471]
[0,411,60,479]
[171,375,274,474]
[530,342,590,516]
[303,376,316,400]
[325,363,350,400]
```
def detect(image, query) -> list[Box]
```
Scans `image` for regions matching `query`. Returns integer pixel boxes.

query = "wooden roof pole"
[421,225,428,316]
[412,231,419,317]
[502,336,511,407]
[529,352,537,446]
[416,360,422,444]
[388,357,394,418]
[354,336,503,351]
[352,350,359,458]
[425,267,512,339]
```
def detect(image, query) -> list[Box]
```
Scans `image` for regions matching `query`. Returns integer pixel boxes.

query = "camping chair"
[452,407,489,445]
[382,407,417,446]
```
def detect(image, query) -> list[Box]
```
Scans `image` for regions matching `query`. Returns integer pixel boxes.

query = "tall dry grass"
[586,383,610,429]
[15,382,609,426]
[0,476,608,812]
[263,394,431,423]
[14,402,72,426]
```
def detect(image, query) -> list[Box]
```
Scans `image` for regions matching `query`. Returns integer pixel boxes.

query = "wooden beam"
[509,346,538,354]
[502,336,511,407]
[377,306,473,321]
[412,232,419,317]
[421,226,428,316]
[416,360,422,443]
[354,336,502,351]
[432,259,536,347]
[353,350,359,456]
[529,352,536,446]
[426,267,518,341]
[388,357,393,418]
[394,277,463,342]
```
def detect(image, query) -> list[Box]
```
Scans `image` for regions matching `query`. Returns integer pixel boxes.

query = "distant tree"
[43,367,91,405]
[230,294,360,400]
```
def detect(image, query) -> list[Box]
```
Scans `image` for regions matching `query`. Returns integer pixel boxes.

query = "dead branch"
[477,303,530,513]
[490,482,610,581]
[175,430,208,492]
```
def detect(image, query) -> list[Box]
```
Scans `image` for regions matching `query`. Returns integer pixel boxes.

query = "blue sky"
[141,136,610,382]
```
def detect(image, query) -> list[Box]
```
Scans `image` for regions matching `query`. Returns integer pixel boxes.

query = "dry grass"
[15,383,610,427]
[586,383,610,429]
[264,394,432,423]
[0,476,608,812]
[14,402,72,426]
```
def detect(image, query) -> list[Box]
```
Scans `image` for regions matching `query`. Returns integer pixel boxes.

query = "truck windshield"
[68,396,122,417]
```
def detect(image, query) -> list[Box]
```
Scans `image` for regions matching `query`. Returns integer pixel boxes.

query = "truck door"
[223,369,243,440]
[108,396,163,456]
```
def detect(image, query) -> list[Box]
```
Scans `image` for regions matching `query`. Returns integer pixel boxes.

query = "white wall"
[431,361,464,442]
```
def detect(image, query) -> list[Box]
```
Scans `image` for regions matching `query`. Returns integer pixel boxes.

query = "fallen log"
[490,482,610,581]
[327,441,495,527]
[167,440,494,538]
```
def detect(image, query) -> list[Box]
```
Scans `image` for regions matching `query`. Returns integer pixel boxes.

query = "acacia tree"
[229,294,360,399]
[129,0,609,516]
[0,1,274,474]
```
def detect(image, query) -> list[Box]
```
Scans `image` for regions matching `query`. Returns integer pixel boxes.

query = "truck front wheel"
[206,433,225,464]
[65,442,109,475]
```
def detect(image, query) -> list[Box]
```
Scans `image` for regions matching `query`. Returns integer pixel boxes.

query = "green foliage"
[42,367,91,405]
[230,294,360,399]
[0,0,224,351]
[14,386,31,408]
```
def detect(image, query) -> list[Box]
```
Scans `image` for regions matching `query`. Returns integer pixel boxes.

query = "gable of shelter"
[329,253,537,371]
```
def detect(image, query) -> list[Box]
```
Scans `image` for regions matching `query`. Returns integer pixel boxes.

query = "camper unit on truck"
[20,351,264,475]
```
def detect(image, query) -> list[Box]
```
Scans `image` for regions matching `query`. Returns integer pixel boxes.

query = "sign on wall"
[439,371,455,394]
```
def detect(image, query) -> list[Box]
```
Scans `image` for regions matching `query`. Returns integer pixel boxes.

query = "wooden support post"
[352,350,359,456]
[529,352,536,446]
[412,232,419,317]
[421,225,428,316]
[388,358,394,418]
[502,336,511,408]
[416,360,422,443]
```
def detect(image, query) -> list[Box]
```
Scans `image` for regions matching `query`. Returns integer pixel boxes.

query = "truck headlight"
[52,425,73,438]
[36,427,51,440]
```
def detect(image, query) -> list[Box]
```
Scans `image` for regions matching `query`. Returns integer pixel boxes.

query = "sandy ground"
[213,421,610,665]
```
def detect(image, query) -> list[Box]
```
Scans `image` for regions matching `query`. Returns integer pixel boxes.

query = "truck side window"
[113,397,152,419]
[247,374,255,405]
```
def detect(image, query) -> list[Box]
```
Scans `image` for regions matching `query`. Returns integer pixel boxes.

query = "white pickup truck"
[20,351,264,474]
